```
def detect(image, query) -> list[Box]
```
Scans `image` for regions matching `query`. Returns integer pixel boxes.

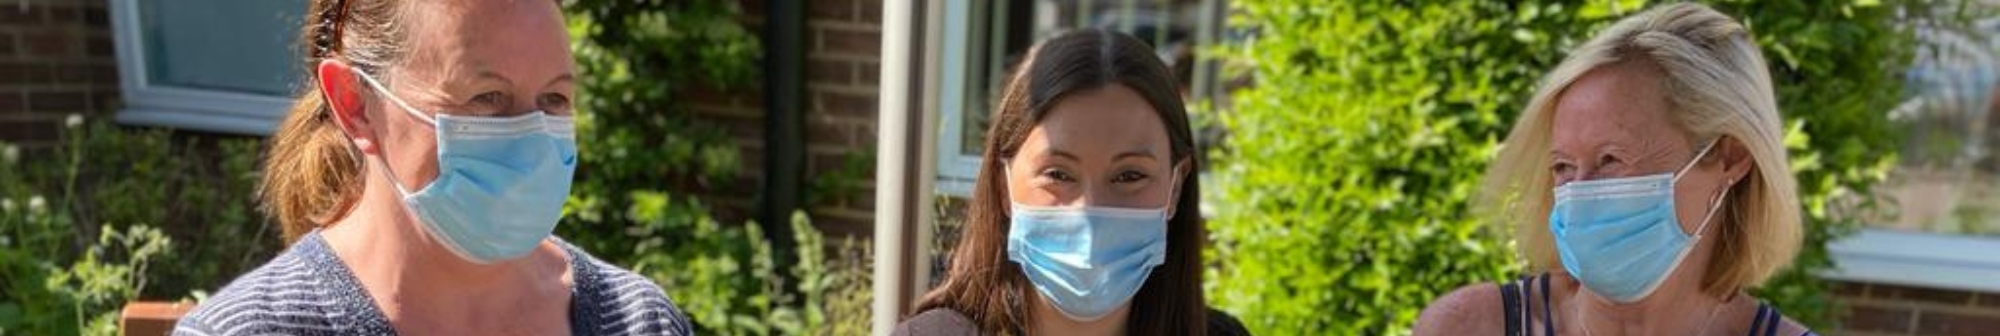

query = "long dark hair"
[913,28,1207,335]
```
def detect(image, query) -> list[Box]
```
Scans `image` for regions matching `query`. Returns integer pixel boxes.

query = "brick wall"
[0,0,116,146]
[1835,281,2000,336]
[683,0,881,239]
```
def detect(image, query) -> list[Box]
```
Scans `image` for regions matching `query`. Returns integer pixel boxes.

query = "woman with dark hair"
[893,29,1246,336]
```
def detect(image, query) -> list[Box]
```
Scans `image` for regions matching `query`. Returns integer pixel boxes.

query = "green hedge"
[1204,0,1912,334]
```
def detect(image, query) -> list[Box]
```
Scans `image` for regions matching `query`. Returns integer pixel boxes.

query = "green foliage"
[0,118,241,335]
[558,1,872,334]
[615,193,871,335]
[1721,0,1915,328]
[1207,0,1913,334]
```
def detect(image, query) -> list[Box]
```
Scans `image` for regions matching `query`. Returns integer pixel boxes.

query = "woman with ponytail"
[174,0,692,334]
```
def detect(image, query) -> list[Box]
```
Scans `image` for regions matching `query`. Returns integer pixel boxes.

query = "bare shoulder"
[1415,283,1506,336]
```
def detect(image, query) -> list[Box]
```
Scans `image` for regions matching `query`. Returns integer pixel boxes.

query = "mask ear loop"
[1161,159,1187,219]
[1678,138,1729,238]
[1670,138,1722,184]
[348,69,438,198]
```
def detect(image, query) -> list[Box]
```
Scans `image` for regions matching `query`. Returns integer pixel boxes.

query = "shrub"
[1205,0,1914,334]
[559,1,872,334]
[0,118,229,335]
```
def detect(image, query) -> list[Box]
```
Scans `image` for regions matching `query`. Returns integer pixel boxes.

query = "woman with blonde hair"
[1416,3,1814,335]
[174,0,691,334]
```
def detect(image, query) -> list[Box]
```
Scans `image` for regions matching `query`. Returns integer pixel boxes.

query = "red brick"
[817,27,879,56]
[0,118,59,143]
[807,0,857,22]
[1841,305,1913,333]
[52,63,93,82]
[0,61,48,85]
[22,30,74,56]
[856,60,879,85]
[1881,284,1976,305]
[814,90,876,118]
[84,34,112,57]
[0,92,23,114]
[80,6,106,26]
[1916,311,2000,336]
[47,5,80,24]
[806,59,853,85]
[806,116,858,145]
[0,32,15,55]
[857,0,881,24]
[27,90,90,112]
[737,0,765,19]
[0,5,46,24]
[89,62,117,85]
[1833,281,1870,298]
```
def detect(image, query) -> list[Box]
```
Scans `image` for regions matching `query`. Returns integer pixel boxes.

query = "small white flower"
[1,144,15,163]
[27,195,45,212]
[65,114,83,128]
[1,198,14,212]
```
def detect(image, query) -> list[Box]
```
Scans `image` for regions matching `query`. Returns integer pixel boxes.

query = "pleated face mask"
[1550,139,1726,303]
[356,70,578,264]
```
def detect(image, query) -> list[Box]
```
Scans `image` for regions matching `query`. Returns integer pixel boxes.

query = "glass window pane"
[954,0,1206,157]
[1879,21,2000,237]
[140,0,303,96]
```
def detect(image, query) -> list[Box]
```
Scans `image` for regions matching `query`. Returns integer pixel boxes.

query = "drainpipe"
[760,0,805,284]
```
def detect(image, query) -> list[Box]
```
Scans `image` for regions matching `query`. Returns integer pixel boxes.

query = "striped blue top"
[173,231,693,335]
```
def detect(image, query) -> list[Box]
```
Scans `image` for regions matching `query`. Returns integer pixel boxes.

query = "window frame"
[933,0,1223,197]
[1825,229,2000,293]
[108,0,296,135]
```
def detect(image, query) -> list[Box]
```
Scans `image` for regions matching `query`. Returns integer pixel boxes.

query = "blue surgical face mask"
[355,70,578,264]
[1004,169,1175,321]
[1550,139,1727,303]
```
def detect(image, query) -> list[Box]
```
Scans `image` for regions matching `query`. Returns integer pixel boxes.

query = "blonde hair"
[261,0,409,244]
[1480,3,1801,296]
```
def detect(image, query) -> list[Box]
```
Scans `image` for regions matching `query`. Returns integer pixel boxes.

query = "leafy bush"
[0,117,250,335]
[559,1,872,334]
[1205,0,1913,334]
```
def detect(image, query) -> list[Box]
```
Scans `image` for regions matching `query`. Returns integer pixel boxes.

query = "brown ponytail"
[260,0,407,244]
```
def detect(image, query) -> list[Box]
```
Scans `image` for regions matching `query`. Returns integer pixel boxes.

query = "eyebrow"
[1034,148,1081,162]
[1113,148,1159,162]
[470,70,513,87]
[545,73,575,88]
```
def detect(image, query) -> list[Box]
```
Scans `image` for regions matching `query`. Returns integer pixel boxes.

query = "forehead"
[1021,84,1170,158]
[399,1,570,75]
[1549,60,1683,148]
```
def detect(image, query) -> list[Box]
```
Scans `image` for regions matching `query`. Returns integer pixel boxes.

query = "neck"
[1563,244,1742,336]
[1026,290,1130,336]
[320,169,572,333]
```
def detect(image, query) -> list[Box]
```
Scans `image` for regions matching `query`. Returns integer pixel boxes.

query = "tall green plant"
[558,1,873,334]
[1207,0,1913,334]
[0,118,201,335]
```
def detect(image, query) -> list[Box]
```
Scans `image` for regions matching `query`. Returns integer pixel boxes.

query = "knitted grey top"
[173,231,693,335]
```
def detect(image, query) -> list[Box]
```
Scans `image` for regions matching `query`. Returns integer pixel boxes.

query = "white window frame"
[1826,229,2000,293]
[933,0,986,197]
[108,0,294,135]
[933,0,1223,197]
